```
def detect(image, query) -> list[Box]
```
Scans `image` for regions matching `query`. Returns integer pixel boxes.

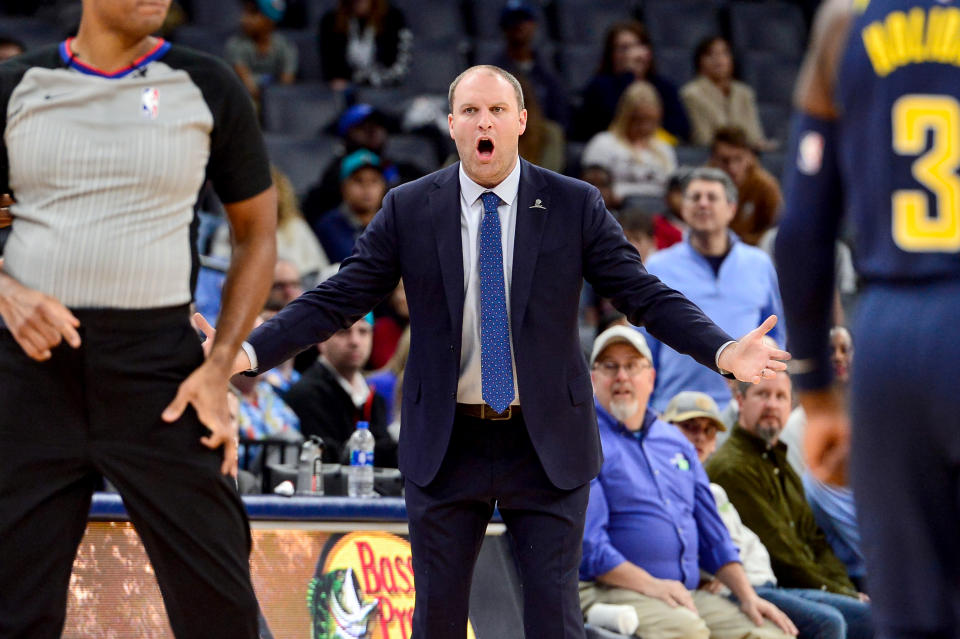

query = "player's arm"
[774,0,855,485]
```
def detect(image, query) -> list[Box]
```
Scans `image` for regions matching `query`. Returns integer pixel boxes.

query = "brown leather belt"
[455,403,521,421]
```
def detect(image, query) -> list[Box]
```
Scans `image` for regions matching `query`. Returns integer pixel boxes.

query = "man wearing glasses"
[578,326,797,639]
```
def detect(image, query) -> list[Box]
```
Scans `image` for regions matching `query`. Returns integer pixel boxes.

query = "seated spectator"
[681,36,774,150]
[666,391,875,639]
[302,104,423,222]
[662,168,690,237]
[0,35,25,62]
[210,167,330,283]
[283,315,398,468]
[643,167,784,411]
[706,374,868,602]
[311,149,387,263]
[230,312,303,472]
[777,326,867,589]
[370,280,408,369]
[516,74,566,173]
[618,207,657,263]
[710,126,782,246]
[225,0,297,103]
[227,391,261,494]
[318,0,412,90]
[489,0,569,129]
[266,257,304,311]
[259,308,301,393]
[580,327,796,639]
[576,21,690,143]
[366,326,409,432]
[581,164,620,214]
[582,81,678,201]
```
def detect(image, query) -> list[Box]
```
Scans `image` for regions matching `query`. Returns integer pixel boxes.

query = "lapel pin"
[530,199,546,210]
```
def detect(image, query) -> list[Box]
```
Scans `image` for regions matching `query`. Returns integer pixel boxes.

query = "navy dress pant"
[405,411,589,639]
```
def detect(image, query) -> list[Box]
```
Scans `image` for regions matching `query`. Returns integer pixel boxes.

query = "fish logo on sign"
[141,87,159,120]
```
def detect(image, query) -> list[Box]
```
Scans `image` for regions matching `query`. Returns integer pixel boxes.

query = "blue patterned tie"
[479,192,514,413]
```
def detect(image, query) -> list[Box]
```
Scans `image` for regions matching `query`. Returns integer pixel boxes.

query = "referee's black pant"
[0,306,258,639]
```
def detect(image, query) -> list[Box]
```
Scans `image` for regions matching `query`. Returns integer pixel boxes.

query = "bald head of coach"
[237,65,789,638]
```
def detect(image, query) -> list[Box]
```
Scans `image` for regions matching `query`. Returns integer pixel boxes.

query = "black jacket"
[283,361,398,468]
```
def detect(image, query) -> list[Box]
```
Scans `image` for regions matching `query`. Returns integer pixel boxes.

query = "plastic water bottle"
[347,421,376,498]
[296,436,324,495]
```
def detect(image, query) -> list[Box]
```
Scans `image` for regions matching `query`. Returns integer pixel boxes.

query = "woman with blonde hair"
[211,166,330,283]
[581,80,678,202]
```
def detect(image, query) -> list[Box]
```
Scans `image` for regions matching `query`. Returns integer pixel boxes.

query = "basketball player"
[777,1,960,636]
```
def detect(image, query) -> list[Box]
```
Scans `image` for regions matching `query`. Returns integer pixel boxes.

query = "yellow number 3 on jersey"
[892,94,960,252]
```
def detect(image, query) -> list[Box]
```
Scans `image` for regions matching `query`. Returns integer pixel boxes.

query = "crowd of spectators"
[1,2,871,634]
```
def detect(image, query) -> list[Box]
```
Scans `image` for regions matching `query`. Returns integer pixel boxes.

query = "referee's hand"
[0,275,82,361]
[162,360,238,478]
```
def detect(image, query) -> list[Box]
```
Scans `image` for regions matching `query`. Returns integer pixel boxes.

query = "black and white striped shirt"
[0,39,272,309]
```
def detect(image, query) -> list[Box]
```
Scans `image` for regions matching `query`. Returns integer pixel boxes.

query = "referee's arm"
[161,185,277,476]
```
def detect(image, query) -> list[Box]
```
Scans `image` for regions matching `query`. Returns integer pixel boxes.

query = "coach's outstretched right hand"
[192,312,253,375]
[0,272,81,360]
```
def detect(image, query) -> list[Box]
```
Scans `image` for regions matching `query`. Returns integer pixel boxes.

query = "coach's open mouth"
[477,137,494,161]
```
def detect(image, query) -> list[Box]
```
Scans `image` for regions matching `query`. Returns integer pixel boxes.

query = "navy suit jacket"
[248,159,733,489]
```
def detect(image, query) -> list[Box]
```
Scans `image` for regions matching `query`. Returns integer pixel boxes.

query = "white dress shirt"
[456,158,521,405]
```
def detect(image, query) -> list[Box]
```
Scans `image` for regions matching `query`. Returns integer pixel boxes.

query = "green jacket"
[705,425,858,597]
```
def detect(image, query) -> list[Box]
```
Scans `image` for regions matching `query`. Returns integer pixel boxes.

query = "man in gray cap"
[579,327,795,639]
[666,390,875,639]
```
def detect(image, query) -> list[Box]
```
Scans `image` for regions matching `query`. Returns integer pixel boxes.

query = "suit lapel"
[511,159,549,334]
[430,165,465,340]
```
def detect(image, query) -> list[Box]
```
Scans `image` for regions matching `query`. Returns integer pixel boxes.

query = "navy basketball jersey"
[836,0,960,282]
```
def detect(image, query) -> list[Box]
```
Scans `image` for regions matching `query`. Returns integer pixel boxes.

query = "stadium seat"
[758,101,793,147]
[655,46,695,88]
[351,85,420,122]
[189,0,242,29]
[552,0,639,45]
[556,44,603,94]
[391,0,467,44]
[0,17,62,50]
[740,51,800,107]
[382,133,440,176]
[403,41,470,93]
[729,1,807,62]
[261,83,344,136]
[564,141,587,178]
[760,149,786,183]
[302,0,337,31]
[621,194,665,214]
[468,0,549,41]
[263,134,340,197]
[642,0,721,52]
[277,28,322,81]
[170,24,232,58]
[675,144,710,168]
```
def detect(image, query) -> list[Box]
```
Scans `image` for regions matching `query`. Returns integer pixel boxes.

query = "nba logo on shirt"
[141,87,159,120]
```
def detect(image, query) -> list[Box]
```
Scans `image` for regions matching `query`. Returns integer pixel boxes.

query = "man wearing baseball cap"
[579,327,796,639]
[225,0,296,101]
[311,149,387,263]
[283,312,397,468]
[667,390,875,639]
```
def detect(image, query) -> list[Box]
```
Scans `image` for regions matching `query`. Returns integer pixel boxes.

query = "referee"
[0,1,276,638]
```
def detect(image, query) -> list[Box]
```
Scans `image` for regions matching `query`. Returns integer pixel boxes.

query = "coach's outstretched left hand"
[717,315,791,383]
